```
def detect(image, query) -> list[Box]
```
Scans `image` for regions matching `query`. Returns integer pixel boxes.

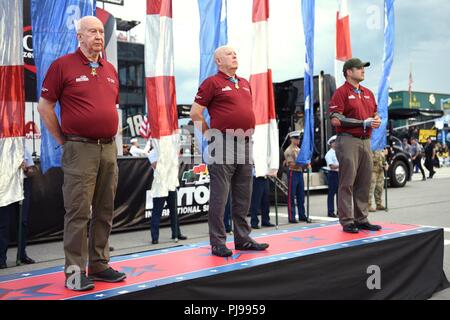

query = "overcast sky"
[101,0,450,104]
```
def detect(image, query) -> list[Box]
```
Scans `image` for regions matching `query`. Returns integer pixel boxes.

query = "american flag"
[139,115,151,139]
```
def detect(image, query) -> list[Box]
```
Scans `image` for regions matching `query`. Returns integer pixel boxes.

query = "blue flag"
[297,0,315,165]
[372,0,395,151]
[32,0,95,173]
[198,0,228,84]
[196,0,228,158]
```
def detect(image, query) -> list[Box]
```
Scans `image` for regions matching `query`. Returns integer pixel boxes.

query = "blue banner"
[297,0,315,165]
[372,0,395,151]
[196,0,228,158]
[198,0,228,84]
[31,0,95,173]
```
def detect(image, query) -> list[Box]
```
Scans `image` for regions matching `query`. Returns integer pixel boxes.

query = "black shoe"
[343,224,359,234]
[262,223,275,227]
[355,222,382,231]
[171,235,188,240]
[235,242,269,251]
[225,228,232,233]
[89,267,127,283]
[0,262,7,269]
[20,256,35,264]
[65,272,95,291]
[289,220,299,224]
[251,225,260,229]
[211,245,233,257]
[328,213,337,218]
[299,218,312,223]
[152,239,159,244]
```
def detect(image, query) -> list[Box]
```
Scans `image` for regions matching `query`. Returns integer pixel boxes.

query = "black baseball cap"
[343,58,370,72]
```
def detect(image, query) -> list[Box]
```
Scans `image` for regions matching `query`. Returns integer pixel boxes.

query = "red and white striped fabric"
[145,0,179,198]
[249,0,279,177]
[335,0,352,87]
[0,0,25,207]
[139,115,152,139]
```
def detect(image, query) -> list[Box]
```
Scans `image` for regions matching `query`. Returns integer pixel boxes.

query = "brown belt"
[337,133,370,140]
[65,135,115,145]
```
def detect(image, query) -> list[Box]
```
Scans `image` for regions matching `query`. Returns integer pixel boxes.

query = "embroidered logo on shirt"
[364,95,371,99]
[348,95,356,99]
[222,86,232,92]
[76,75,89,83]
[107,77,116,84]
[195,95,202,100]
[41,88,49,93]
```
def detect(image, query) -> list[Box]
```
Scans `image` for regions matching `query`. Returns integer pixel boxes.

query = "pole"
[306,167,311,223]
[318,71,325,158]
[16,202,23,266]
[274,179,279,230]
[31,102,36,157]
[384,168,388,212]
[229,196,233,235]
[173,190,178,243]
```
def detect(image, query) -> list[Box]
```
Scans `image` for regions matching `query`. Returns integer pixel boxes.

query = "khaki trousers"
[335,135,372,227]
[62,141,118,274]
[369,167,384,207]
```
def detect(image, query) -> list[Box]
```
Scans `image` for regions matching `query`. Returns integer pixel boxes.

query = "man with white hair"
[190,46,269,257]
[37,16,125,291]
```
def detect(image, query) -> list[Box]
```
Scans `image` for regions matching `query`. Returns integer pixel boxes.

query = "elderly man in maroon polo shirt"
[190,46,269,257]
[329,58,382,234]
[37,16,126,291]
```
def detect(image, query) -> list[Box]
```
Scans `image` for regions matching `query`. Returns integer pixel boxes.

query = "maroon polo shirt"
[194,71,255,133]
[329,81,377,136]
[41,48,119,139]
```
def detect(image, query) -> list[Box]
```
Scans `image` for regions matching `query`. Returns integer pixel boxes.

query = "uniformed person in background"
[325,135,339,218]
[369,149,387,212]
[284,131,310,223]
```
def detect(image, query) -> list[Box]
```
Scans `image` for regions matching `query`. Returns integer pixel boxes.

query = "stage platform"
[0,221,448,300]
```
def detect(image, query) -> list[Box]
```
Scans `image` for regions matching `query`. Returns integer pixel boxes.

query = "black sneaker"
[171,235,188,240]
[262,223,275,227]
[0,262,7,269]
[235,242,269,251]
[343,224,359,234]
[211,245,233,257]
[355,222,382,231]
[65,272,95,291]
[20,255,35,264]
[89,267,127,283]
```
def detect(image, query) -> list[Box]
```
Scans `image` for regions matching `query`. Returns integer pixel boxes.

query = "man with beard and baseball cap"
[328,58,382,234]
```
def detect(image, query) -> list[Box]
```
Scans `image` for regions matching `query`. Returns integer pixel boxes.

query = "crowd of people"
[402,136,449,179]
